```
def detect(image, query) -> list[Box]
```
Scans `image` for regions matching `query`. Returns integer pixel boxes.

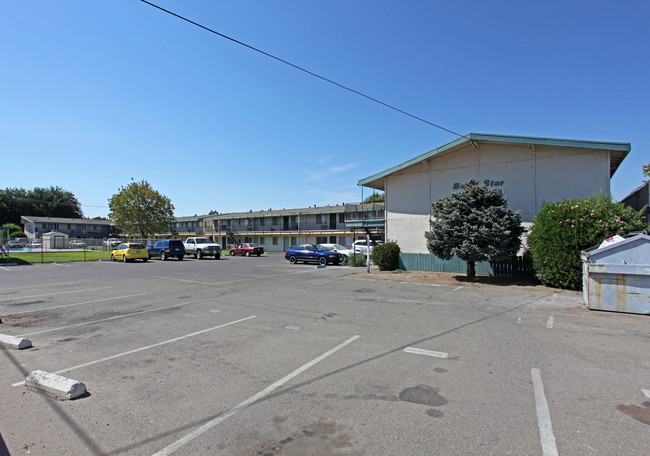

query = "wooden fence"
[398,253,533,277]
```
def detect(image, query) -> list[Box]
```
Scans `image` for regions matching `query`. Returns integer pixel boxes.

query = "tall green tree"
[363,193,385,204]
[425,179,525,278]
[0,186,83,225]
[108,180,175,238]
[643,162,650,181]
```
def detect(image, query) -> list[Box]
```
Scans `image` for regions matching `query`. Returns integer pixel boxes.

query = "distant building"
[21,216,117,240]
[165,204,385,252]
[620,181,649,225]
[358,133,630,253]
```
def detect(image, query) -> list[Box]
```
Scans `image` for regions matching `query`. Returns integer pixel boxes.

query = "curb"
[25,370,87,400]
[0,334,32,349]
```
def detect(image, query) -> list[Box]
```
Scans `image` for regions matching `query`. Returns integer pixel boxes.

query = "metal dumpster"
[581,234,650,315]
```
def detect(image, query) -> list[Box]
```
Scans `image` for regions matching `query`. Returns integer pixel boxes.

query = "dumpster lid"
[581,233,650,263]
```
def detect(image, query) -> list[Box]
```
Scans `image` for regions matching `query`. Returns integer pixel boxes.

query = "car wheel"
[143,258,148,262]
[111,254,115,261]
[197,250,203,260]
[289,255,297,265]
[245,251,250,257]
[215,253,221,260]
[161,251,167,261]
[122,255,128,263]
[318,256,327,265]
[230,250,235,256]
[256,252,261,257]
[178,255,184,261]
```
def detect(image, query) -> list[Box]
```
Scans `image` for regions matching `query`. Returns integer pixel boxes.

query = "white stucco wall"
[385,142,612,253]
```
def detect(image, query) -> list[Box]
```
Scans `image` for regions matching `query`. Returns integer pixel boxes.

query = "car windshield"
[332,244,347,250]
[316,245,332,252]
[246,244,259,247]
[195,238,211,244]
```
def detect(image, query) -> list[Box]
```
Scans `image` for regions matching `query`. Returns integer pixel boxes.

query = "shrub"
[527,193,647,290]
[10,231,26,238]
[347,253,367,267]
[371,241,401,271]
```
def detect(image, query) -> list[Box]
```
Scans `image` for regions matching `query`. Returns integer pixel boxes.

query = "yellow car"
[111,243,149,263]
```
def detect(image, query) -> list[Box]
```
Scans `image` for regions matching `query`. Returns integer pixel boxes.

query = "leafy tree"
[0,186,83,225]
[425,179,525,278]
[108,180,175,238]
[30,186,83,219]
[528,193,647,290]
[363,193,385,204]
[643,162,650,181]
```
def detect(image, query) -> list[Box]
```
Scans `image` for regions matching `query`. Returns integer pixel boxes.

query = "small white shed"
[42,231,69,250]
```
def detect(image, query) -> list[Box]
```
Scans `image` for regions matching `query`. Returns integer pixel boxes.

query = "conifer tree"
[425,179,524,278]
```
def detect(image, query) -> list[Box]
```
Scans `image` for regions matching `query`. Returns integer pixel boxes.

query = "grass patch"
[2,251,112,264]
[391,269,409,274]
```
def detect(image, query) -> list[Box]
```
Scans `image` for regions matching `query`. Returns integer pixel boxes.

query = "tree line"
[0,186,83,226]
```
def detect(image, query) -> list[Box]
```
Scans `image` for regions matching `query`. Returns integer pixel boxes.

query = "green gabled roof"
[357,133,631,191]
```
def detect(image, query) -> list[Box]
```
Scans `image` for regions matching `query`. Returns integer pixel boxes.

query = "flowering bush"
[527,193,647,290]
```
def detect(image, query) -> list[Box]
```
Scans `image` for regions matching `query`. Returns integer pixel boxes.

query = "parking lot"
[1,254,648,455]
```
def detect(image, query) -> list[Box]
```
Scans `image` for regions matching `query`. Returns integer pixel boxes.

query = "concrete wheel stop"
[25,370,87,400]
[0,334,32,349]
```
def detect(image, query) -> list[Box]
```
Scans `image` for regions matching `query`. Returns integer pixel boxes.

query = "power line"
[139,0,465,138]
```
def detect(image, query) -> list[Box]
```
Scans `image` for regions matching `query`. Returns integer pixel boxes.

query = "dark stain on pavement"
[253,421,357,455]
[399,384,448,407]
[617,402,650,424]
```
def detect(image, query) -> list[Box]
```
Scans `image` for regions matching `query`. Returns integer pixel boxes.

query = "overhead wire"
[139,0,466,138]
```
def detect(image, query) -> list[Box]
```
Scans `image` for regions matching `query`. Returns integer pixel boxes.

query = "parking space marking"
[12,315,257,387]
[531,368,559,456]
[4,293,147,316]
[0,280,89,292]
[643,389,650,399]
[404,347,449,358]
[546,315,554,329]
[151,335,360,456]
[0,286,115,303]
[18,302,193,337]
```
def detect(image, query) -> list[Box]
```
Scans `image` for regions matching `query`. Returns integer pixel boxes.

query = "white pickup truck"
[184,237,222,259]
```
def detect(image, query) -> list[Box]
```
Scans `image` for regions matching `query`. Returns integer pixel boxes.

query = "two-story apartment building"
[166,204,385,253]
[21,216,116,240]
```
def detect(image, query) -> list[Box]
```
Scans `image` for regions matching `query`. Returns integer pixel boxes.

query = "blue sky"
[2,1,648,218]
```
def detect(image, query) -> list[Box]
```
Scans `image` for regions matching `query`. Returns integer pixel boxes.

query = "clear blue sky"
[2,1,648,218]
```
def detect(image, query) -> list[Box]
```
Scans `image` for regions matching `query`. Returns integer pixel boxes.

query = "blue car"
[147,239,185,261]
[284,244,344,265]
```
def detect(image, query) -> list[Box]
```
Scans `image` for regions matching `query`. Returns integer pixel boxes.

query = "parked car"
[69,240,88,248]
[184,237,222,259]
[104,238,122,248]
[7,239,27,249]
[319,243,354,262]
[30,240,43,248]
[229,243,265,257]
[285,244,344,265]
[111,243,149,262]
[147,239,185,261]
[352,240,382,254]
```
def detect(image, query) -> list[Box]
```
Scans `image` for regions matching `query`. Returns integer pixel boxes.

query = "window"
[273,237,279,245]
[272,217,279,225]
[290,237,297,245]
[316,236,327,244]
[259,237,265,245]
[339,213,345,223]
[260,218,265,226]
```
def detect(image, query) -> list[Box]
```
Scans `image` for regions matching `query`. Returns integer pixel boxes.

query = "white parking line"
[4,293,147,316]
[13,315,257,387]
[403,347,448,358]
[531,368,558,456]
[151,335,360,456]
[546,315,554,329]
[642,389,650,399]
[18,302,194,337]
[0,286,115,303]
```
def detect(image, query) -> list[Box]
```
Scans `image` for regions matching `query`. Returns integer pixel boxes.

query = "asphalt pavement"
[0,254,648,455]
